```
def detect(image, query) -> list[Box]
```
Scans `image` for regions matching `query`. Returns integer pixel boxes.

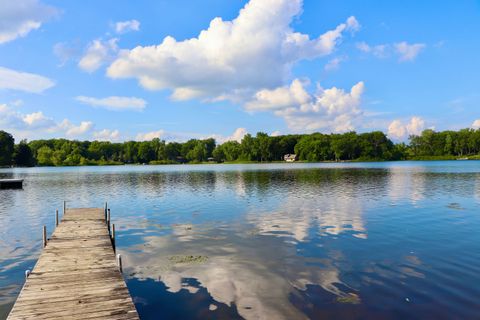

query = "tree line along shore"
[1,128,479,167]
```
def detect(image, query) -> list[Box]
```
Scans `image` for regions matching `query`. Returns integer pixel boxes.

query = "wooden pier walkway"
[7,207,139,320]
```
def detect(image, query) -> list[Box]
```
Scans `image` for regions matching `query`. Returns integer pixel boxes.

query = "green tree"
[331,132,359,160]
[13,140,35,167]
[295,134,332,161]
[444,133,453,155]
[165,142,182,161]
[137,141,156,163]
[52,149,67,166]
[392,143,408,160]
[0,130,15,166]
[408,134,422,157]
[255,132,271,162]
[186,141,207,162]
[240,134,256,160]
[203,138,216,158]
[150,138,167,160]
[36,146,54,166]
[222,141,242,161]
[359,131,394,160]
[212,145,226,161]
[212,141,242,162]
[124,141,138,163]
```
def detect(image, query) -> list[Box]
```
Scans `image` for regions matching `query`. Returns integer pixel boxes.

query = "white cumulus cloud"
[0,66,55,93]
[245,79,311,111]
[0,103,98,139]
[136,130,165,141]
[387,116,426,140]
[471,120,480,129]
[115,20,140,34]
[210,127,248,144]
[107,0,359,102]
[22,111,55,128]
[93,129,121,141]
[75,95,146,111]
[0,103,126,140]
[394,41,426,62]
[356,41,425,61]
[78,38,119,73]
[0,0,58,44]
[356,41,388,58]
[387,120,406,139]
[247,79,365,133]
[228,127,248,142]
[0,104,55,130]
[58,119,94,137]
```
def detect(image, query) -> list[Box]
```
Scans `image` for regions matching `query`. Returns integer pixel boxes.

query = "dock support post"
[42,226,47,248]
[55,209,59,227]
[25,270,30,279]
[104,202,108,222]
[63,201,66,215]
[112,223,116,252]
[116,254,122,273]
[107,208,111,233]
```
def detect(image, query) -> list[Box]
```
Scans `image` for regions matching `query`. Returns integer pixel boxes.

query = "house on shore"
[176,156,187,164]
[284,154,298,162]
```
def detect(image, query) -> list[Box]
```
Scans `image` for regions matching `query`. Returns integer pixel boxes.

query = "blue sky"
[0,0,479,142]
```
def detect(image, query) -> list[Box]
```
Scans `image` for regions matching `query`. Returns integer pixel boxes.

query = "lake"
[1,161,480,319]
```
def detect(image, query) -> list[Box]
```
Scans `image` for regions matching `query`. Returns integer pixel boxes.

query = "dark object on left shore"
[0,179,23,189]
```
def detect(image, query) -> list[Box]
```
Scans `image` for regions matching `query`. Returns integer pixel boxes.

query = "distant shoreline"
[3,157,479,169]
[3,129,480,168]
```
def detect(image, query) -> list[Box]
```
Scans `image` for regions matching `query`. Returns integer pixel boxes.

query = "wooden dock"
[7,206,139,320]
[0,179,23,189]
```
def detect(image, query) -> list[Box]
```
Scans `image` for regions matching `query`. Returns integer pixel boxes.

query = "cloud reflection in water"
[2,163,480,319]
[123,169,372,319]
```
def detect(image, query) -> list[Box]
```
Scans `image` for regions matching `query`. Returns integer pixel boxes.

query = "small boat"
[0,179,24,189]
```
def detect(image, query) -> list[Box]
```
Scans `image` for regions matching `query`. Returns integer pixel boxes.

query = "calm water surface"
[1,161,480,319]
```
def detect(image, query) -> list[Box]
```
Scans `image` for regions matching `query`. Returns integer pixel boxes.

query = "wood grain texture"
[7,208,139,320]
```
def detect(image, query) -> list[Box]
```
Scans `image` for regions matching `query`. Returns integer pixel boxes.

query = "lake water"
[1,161,480,319]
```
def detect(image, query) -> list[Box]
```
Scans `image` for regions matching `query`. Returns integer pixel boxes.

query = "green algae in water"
[447,202,464,210]
[168,255,208,264]
[336,293,361,304]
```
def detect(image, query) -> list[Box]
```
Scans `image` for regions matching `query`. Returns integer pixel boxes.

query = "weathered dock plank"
[7,207,139,320]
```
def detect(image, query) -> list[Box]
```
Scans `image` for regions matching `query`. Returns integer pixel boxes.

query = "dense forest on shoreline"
[1,128,480,167]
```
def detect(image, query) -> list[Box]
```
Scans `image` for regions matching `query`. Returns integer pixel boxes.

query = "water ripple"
[1,162,480,319]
